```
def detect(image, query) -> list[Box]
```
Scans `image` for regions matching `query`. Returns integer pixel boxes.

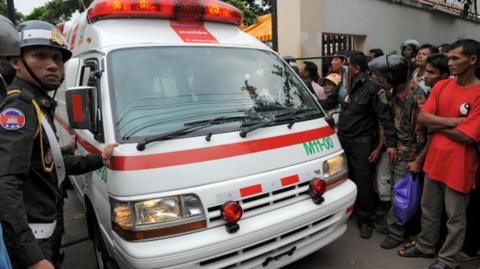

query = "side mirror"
[65,86,96,130]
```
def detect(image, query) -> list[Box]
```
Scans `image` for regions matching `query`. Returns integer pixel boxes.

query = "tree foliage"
[25,0,94,24]
[0,0,25,22]
[222,0,257,25]
[244,0,271,15]
[222,0,271,26]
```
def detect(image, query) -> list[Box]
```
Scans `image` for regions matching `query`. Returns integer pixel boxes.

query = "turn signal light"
[310,178,327,204]
[222,201,243,223]
[221,201,242,233]
[310,178,327,196]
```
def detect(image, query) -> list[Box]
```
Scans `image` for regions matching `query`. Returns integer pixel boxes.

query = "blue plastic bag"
[0,226,12,269]
[393,172,422,225]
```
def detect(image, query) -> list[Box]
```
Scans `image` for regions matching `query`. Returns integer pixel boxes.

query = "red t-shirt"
[422,78,480,193]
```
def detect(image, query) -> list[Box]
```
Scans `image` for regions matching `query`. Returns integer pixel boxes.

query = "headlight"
[135,197,182,225]
[322,154,348,179]
[111,194,206,240]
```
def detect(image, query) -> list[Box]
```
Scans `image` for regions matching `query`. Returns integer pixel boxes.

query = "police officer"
[0,15,20,101]
[320,52,397,239]
[401,39,420,75]
[0,15,19,269]
[0,20,117,269]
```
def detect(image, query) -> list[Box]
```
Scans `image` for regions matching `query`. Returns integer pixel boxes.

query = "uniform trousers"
[339,135,376,225]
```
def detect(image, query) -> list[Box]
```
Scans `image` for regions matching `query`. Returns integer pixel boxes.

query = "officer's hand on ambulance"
[102,144,119,166]
[386,147,398,162]
[28,259,54,269]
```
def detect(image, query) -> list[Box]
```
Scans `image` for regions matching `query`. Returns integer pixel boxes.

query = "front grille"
[199,210,340,268]
[207,181,310,227]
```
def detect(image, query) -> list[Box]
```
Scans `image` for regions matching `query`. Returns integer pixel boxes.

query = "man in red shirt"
[398,39,480,269]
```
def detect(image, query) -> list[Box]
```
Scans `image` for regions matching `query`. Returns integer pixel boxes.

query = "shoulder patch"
[377,89,388,105]
[0,108,26,130]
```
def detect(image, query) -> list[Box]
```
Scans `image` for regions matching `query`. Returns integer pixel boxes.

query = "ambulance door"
[73,57,107,206]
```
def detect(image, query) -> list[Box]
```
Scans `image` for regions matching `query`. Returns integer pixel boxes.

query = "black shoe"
[427,260,456,269]
[380,236,402,249]
[359,223,372,239]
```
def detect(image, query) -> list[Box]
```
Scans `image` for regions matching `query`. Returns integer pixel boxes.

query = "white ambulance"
[56,0,357,268]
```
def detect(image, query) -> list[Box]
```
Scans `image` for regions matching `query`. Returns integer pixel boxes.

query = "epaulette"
[5,88,34,103]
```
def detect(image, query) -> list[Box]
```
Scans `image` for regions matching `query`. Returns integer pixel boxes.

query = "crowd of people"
[0,17,118,269]
[291,39,480,269]
[0,12,479,269]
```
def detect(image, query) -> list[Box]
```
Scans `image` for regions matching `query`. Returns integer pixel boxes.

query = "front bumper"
[112,179,357,269]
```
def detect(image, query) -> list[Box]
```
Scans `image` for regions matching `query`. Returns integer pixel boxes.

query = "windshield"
[108,47,323,142]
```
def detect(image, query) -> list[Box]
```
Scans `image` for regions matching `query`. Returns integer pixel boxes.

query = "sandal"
[398,241,435,258]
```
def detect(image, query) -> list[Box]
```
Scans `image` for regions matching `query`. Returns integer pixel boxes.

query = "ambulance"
[56,0,357,268]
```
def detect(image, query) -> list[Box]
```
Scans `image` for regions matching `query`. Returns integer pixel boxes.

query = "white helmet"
[401,39,420,51]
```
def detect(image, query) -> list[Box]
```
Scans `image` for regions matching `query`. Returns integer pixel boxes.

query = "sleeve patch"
[0,108,26,130]
[378,89,388,105]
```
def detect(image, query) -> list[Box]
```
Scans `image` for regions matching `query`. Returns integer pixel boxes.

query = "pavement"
[61,190,480,269]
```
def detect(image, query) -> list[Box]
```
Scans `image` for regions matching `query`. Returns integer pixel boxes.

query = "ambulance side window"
[79,58,104,142]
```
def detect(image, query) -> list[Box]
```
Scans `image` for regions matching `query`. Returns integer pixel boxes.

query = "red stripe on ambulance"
[280,175,300,186]
[216,173,348,203]
[240,184,263,198]
[55,116,335,171]
[110,127,334,170]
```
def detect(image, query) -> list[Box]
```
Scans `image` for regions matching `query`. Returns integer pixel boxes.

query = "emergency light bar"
[87,0,243,26]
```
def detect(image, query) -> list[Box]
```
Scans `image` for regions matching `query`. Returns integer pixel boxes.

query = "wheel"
[91,214,119,269]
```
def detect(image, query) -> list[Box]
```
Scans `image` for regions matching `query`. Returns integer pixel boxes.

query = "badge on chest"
[459,103,471,116]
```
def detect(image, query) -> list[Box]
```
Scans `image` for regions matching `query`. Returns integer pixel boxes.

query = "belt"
[28,221,56,239]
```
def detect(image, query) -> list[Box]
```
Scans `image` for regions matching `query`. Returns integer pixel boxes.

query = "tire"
[91,214,119,269]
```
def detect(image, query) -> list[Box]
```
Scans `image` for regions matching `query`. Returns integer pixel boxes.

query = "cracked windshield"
[108,47,322,141]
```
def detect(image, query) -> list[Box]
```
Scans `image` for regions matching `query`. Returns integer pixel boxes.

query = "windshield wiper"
[239,109,322,138]
[284,109,324,129]
[184,115,252,127]
[136,115,253,151]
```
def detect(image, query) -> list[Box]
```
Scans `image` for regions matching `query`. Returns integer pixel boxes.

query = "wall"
[322,0,480,54]
[299,0,324,57]
[277,0,480,57]
[277,0,302,57]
